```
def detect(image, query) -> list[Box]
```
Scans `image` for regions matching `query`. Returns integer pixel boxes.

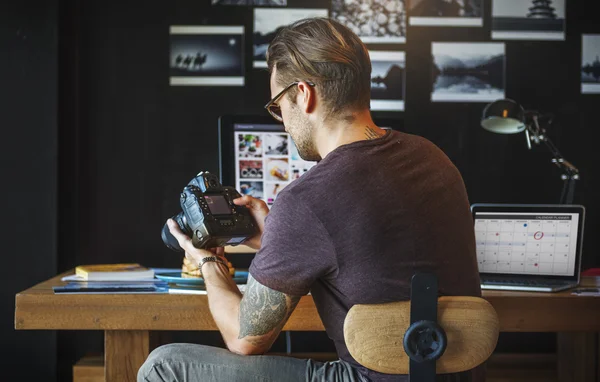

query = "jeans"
[137,343,366,382]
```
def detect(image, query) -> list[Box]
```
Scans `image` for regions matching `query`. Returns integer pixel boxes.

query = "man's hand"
[233,195,269,250]
[166,219,226,266]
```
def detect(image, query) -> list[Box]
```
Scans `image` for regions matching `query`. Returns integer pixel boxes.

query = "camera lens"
[161,212,189,252]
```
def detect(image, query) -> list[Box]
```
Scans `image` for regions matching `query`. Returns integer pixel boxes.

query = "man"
[138,17,481,382]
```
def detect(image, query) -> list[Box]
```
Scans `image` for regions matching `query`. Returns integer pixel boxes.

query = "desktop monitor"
[218,114,403,252]
[219,114,403,205]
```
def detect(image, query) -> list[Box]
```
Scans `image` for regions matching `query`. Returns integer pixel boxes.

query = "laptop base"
[480,282,577,293]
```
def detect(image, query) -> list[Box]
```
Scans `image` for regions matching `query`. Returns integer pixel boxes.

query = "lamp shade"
[481,99,526,134]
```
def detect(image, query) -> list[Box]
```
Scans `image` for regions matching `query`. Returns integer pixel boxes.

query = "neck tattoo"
[364,126,383,140]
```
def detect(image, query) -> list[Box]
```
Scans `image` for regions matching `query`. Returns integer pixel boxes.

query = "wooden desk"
[15,272,600,382]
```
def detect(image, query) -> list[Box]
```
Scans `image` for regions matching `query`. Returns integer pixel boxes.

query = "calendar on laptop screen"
[474,212,580,276]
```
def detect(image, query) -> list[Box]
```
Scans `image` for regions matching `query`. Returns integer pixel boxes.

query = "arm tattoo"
[238,275,301,340]
[365,126,383,140]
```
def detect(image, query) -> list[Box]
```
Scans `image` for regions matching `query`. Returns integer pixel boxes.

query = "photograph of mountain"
[212,0,286,5]
[582,34,600,94]
[169,26,244,86]
[369,51,405,111]
[253,8,329,68]
[409,0,483,27]
[431,42,505,102]
[491,0,565,40]
[332,0,406,43]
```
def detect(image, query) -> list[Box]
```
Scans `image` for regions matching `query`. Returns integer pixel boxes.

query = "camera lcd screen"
[227,236,246,245]
[204,195,232,215]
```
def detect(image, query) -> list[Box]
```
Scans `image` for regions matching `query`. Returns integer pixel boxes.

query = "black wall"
[4,0,599,381]
[62,0,599,272]
[63,0,600,272]
[1,1,58,381]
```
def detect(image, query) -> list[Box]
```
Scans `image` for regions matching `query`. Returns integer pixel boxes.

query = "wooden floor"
[72,355,104,382]
[73,352,558,382]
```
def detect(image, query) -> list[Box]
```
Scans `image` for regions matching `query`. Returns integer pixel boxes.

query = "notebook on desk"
[471,203,585,292]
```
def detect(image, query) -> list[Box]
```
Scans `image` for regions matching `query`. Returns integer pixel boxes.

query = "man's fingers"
[167,219,194,252]
[206,247,226,258]
[169,220,230,260]
[233,195,261,208]
[233,195,252,206]
[234,195,268,214]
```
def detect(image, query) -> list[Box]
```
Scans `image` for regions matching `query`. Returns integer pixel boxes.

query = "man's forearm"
[201,262,243,350]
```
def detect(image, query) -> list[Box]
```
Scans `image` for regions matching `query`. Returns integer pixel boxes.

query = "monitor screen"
[474,211,580,277]
[234,123,316,207]
[219,115,403,207]
[218,114,403,252]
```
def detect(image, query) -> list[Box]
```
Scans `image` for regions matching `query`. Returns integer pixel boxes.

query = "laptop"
[471,203,586,292]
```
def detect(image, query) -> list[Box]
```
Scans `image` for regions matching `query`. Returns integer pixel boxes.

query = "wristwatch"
[198,256,228,270]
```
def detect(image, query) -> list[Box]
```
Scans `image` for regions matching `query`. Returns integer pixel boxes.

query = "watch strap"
[198,256,228,270]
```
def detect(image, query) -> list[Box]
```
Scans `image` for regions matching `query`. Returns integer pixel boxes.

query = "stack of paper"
[53,281,168,294]
[54,263,165,294]
[72,263,155,281]
[168,283,248,295]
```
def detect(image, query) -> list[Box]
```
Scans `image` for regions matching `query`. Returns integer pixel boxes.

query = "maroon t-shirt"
[249,130,482,381]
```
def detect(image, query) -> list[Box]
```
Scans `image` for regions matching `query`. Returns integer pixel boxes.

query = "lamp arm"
[528,115,579,177]
[544,137,579,177]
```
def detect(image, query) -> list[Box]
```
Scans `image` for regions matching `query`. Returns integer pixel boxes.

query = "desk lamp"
[480,99,579,204]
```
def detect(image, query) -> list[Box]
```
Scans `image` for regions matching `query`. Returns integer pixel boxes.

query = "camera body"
[161,171,256,251]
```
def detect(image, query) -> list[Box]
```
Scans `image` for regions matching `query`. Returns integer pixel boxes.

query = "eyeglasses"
[264,81,316,122]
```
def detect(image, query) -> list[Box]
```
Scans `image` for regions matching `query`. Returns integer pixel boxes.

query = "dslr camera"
[161,171,256,251]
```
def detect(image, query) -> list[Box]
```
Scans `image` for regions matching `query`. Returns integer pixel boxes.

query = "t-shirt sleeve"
[248,189,337,296]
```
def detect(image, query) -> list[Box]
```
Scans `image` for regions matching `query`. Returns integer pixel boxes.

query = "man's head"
[265,17,372,161]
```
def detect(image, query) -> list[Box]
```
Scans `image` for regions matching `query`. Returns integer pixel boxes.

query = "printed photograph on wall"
[169,26,244,86]
[369,50,406,111]
[409,0,483,27]
[582,34,600,94]
[491,0,565,41]
[332,0,406,43]
[212,0,286,5]
[253,8,329,68]
[431,42,505,102]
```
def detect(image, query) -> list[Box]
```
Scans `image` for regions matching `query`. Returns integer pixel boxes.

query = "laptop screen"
[471,204,585,280]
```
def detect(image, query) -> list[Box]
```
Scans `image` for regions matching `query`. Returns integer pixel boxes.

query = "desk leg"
[105,330,150,382]
[557,332,597,382]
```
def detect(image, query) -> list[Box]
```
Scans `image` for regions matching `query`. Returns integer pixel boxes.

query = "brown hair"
[266,17,371,116]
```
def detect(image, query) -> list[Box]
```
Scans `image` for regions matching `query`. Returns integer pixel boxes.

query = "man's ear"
[296,81,316,114]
